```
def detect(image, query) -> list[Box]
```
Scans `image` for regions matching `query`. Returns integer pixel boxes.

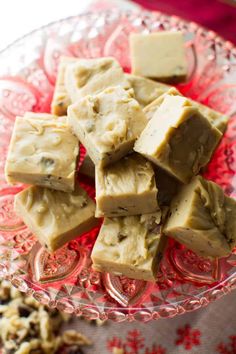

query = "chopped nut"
[113,348,125,354]
[0,280,92,354]
[62,330,92,346]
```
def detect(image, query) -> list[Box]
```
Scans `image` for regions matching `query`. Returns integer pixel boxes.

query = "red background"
[132,0,236,44]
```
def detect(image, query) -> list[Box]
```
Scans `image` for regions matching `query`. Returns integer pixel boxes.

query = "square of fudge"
[65,57,130,103]
[143,87,181,120]
[51,56,78,116]
[134,95,222,184]
[24,112,67,124]
[95,153,159,217]
[164,176,236,258]
[14,184,97,252]
[125,74,171,107]
[91,211,167,281]
[130,31,187,83]
[144,87,229,133]
[5,116,79,192]
[68,86,147,167]
[193,101,229,134]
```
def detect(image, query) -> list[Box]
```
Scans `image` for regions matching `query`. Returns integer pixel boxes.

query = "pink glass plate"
[0,10,236,322]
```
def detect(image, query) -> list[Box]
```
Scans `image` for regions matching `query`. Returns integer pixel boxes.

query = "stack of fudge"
[5,31,236,282]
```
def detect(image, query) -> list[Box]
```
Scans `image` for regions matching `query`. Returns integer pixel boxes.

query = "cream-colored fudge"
[24,112,67,123]
[195,102,229,134]
[164,176,236,258]
[134,95,222,184]
[91,211,167,281]
[14,185,97,252]
[68,86,147,167]
[144,88,182,120]
[79,154,95,179]
[95,154,159,217]
[125,74,171,107]
[51,56,77,116]
[5,117,79,192]
[130,32,187,83]
[65,57,130,103]
[144,87,229,133]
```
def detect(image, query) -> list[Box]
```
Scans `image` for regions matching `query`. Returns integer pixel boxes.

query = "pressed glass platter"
[0,10,235,322]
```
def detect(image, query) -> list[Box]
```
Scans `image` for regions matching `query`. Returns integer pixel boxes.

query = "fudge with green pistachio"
[5,116,79,192]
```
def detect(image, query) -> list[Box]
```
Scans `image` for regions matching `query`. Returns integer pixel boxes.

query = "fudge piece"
[194,100,229,134]
[144,87,181,120]
[79,154,95,179]
[155,167,180,206]
[65,57,130,103]
[51,56,77,116]
[24,112,67,123]
[91,211,167,281]
[130,31,187,83]
[144,87,229,133]
[95,154,159,217]
[164,176,236,258]
[5,117,79,192]
[14,184,97,252]
[134,95,222,184]
[68,86,147,167]
[125,74,171,107]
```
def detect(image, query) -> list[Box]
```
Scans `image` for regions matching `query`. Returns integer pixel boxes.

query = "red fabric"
[104,323,236,353]
[132,0,236,44]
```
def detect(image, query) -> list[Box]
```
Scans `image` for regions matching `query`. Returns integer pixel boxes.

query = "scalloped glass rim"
[0,10,235,56]
[0,9,235,321]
